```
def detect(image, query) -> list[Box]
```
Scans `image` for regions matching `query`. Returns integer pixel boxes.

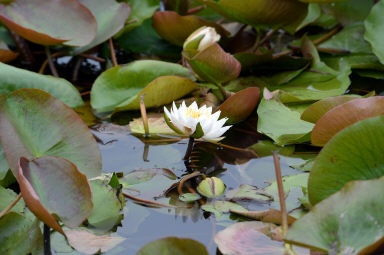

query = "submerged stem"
[43,224,51,255]
[216,83,228,100]
[183,137,195,160]
[109,38,118,67]
[45,46,59,77]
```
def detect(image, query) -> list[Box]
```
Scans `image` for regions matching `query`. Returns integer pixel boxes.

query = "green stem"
[217,83,228,100]
[183,137,195,160]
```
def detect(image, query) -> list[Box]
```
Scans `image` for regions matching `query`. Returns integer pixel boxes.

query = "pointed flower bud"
[183,26,221,52]
[197,177,226,198]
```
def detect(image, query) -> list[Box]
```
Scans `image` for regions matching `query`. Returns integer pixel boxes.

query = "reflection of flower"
[183,26,220,52]
[164,101,231,141]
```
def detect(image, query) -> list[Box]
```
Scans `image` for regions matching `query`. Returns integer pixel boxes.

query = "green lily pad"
[215,87,260,124]
[0,212,43,255]
[73,0,130,54]
[225,184,273,203]
[90,60,195,113]
[116,75,199,111]
[0,62,83,108]
[201,200,247,220]
[257,98,314,145]
[137,237,208,255]
[319,23,372,54]
[0,0,97,46]
[311,96,384,146]
[248,140,295,157]
[287,177,384,254]
[179,193,201,202]
[265,173,309,212]
[129,113,180,135]
[0,142,9,181]
[196,0,308,33]
[152,11,229,46]
[18,156,93,233]
[0,89,101,178]
[308,115,384,205]
[115,0,159,36]
[88,175,124,231]
[321,0,374,26]
[301,95,360,123]
[364,0,384,65]
[0,186,24,214]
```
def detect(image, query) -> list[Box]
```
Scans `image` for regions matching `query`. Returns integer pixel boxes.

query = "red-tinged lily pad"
[137,237,208,255]
[73,0,130,53]
[214,222,286,255]
[115,76,199,111]
[0,88,101,178]
[152,11,229,46]
[18,156,93,233]
[301,95,360,123]
[183,43,241,85]
[0,41,18,63]
[287,177,384,254]
[308,116,384,205]
[215,87,260,124]
[65,229,126,255]
[196,0,308,33]
[91,60,195,113]
[311,96,384,146]
[0,0,97,46]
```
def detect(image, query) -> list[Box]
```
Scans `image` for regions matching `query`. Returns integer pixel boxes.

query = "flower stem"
[217,83,228,100]
[183,137,195,160]
[44,224,51,255]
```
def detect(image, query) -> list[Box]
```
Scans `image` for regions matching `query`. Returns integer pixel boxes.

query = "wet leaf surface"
[18,156,93,232]
[309,115,384,205]
[364,0,384,65]
[311,96,384,146]
[287,177,384,254]
[0,89,101,178]
[0,0,97,46]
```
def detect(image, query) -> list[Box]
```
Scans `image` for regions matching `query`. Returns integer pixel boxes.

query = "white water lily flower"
[164,101,231,142]
[183,26,221,52]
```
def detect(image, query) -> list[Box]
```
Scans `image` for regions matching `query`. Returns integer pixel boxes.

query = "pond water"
[55,118,308,255]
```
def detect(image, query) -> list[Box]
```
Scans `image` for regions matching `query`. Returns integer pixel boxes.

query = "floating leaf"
[116,76,199,111]
[137,237,208,255]
[179,193,201,202]
[196,0,308,33]
[184,43,241,85]
[152,11,228,46]
[117,18,181,57]
[116,0,159,35]
[201,200,247,220]
[215,222,285,255]
[215,87,260,124]
[18,156,93,233]
[230,208,296,225]
[319,23,372,54]
[301,95,360,123]
[0,0,97,46]
[129,113,180,136]
[257,98,314,145]
[0,186,24,213]
[364,0,384,65]
[311,96,384,146]
[65,229,125,255]
[321,0,374,26]
[287,177,384,254]
[225,184,273,203]
[0,212,43,255]
[121,168,177,186]
[0,40,18,63]
[87,176,124,231]
[0,62,83,108]
[73,0,130,54]
[0,89,101,178]
[90,60,195,113]
[248,140,295,158]
[308,115,384,205]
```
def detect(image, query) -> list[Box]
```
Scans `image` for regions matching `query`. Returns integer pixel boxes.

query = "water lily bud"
[183,26,221,52]
[197,177,226,198]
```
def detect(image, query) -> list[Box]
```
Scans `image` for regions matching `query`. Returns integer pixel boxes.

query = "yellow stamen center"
[186,107,209,119]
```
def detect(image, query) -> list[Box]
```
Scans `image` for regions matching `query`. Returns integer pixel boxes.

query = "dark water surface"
[55,122,307,255]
